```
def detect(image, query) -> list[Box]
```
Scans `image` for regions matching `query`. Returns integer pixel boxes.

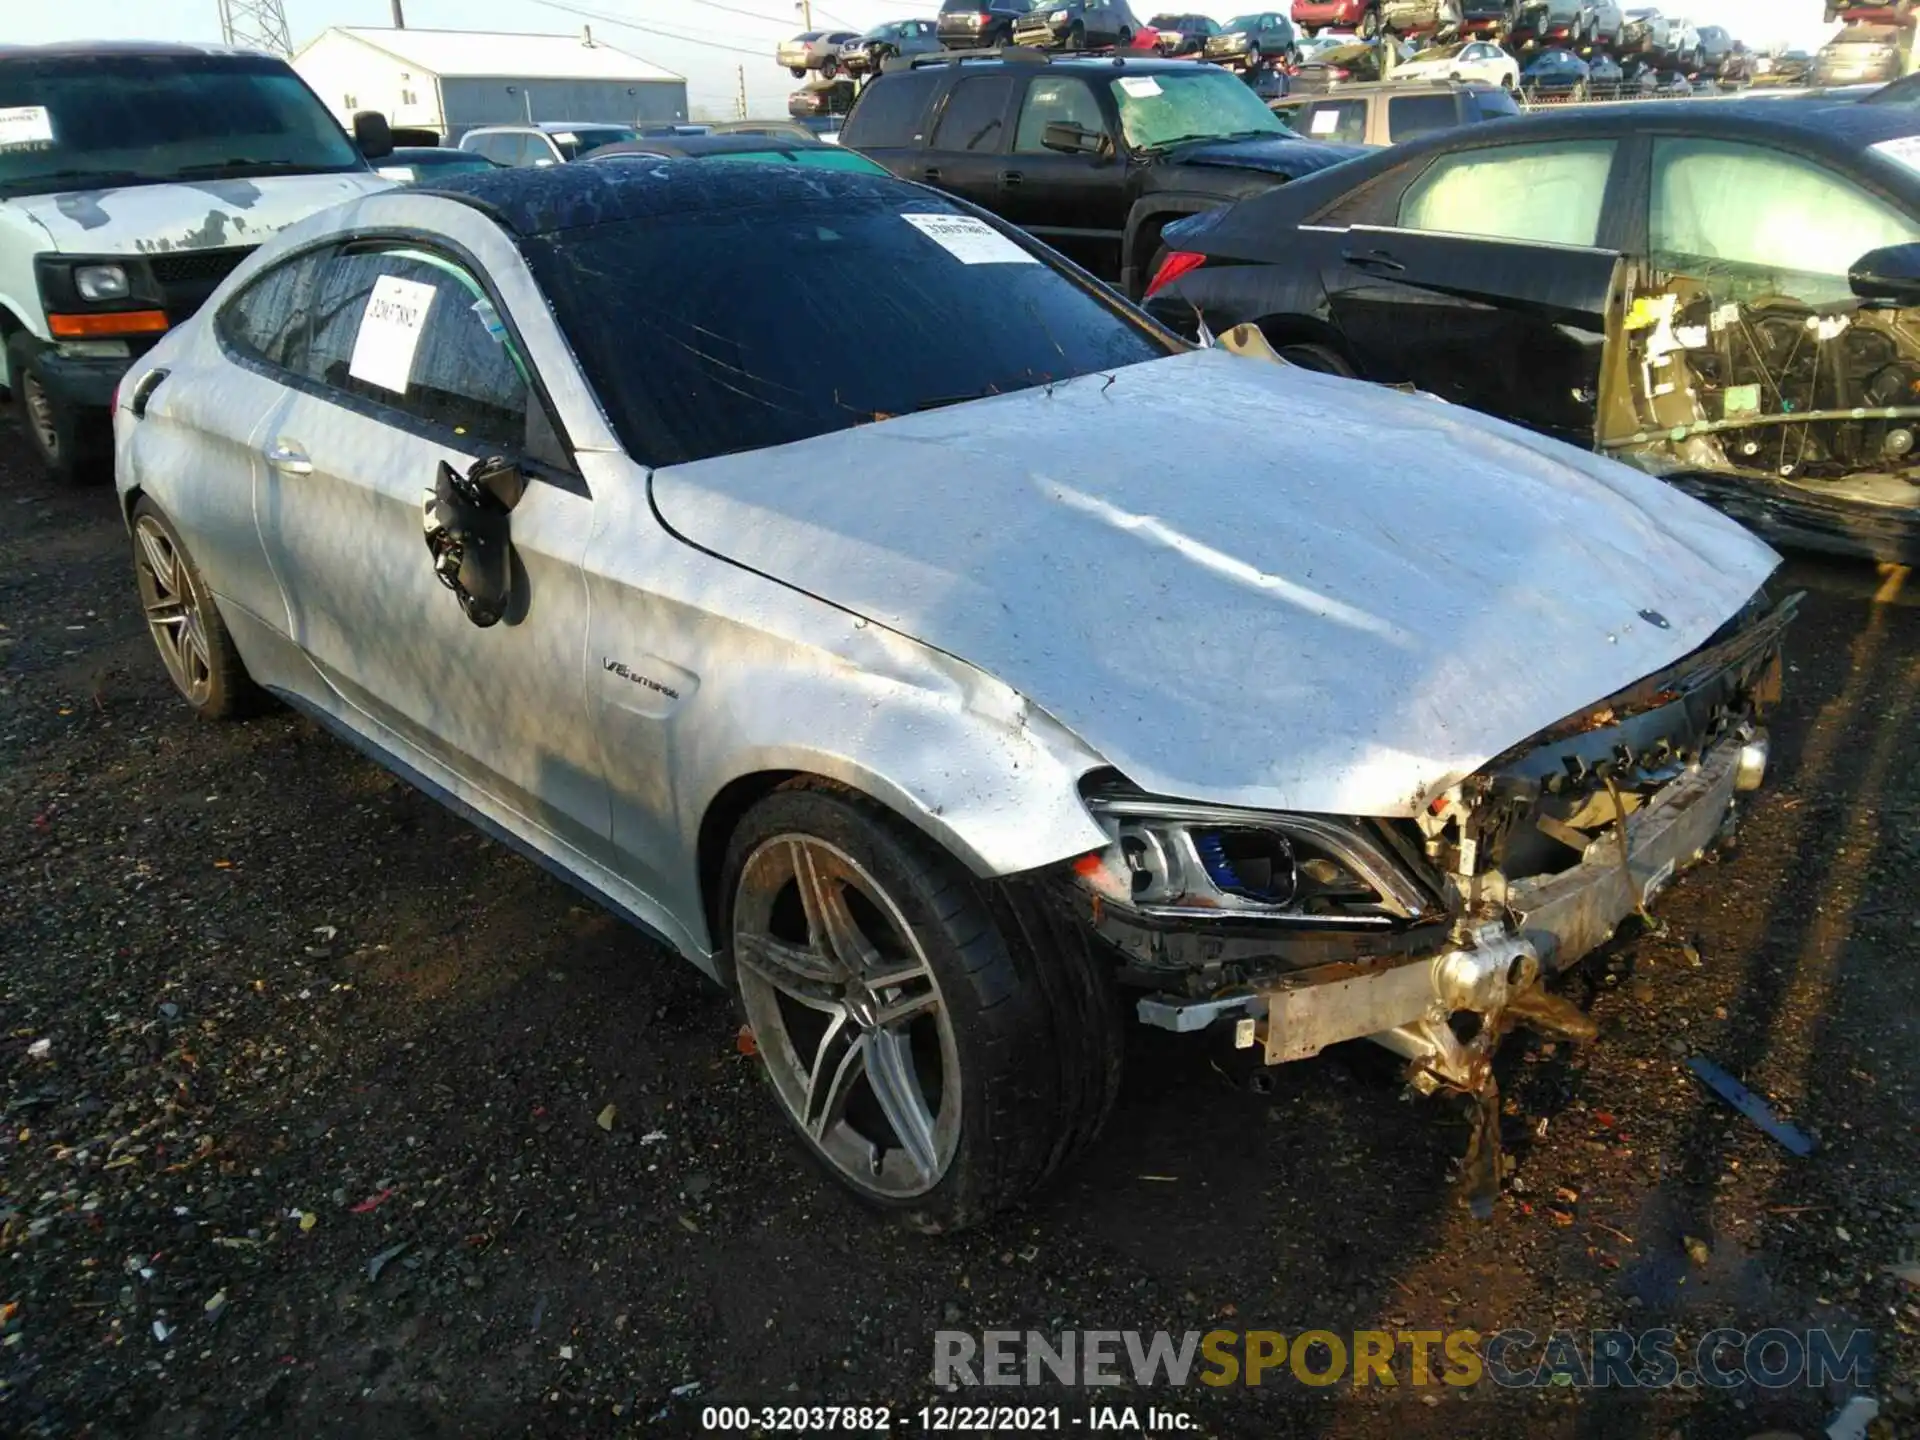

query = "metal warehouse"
[292,25,687,142]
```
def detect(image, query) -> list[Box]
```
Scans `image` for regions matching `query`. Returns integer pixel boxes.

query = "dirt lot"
[1,425,1917,1440]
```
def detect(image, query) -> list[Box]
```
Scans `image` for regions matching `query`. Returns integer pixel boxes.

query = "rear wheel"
[129,497,259,720]
[1359,6,1381,39]
[790,65,807,77]
[1276,341,1358,377]
[720,784,1124,1231]
[1067,21,1086,49]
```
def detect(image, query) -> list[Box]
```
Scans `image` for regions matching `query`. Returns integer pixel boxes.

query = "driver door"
[995,73,1129,278]
[251,239,612,865]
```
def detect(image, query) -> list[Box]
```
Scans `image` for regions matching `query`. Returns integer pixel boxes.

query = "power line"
[679,0,868,31]
[530,0,774,56]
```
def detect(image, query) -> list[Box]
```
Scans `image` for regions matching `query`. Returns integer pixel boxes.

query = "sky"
[13,0,1846,119]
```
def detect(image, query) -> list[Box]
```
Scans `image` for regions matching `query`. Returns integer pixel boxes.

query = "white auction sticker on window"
[902,212,1037,265]
[0,105,55,151]
[1118,76,1163,97]
[349,274,437,393]
[1309,108,1341,135]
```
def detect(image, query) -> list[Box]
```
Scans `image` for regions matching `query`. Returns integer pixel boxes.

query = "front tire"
[1276,341,1357,377]
[129,497,259,720]
[720,783,1123,1231]
[7,333,104,486]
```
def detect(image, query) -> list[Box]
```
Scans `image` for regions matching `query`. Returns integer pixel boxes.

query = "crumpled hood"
[1171,135,1371,177]
[650,349,1779,818]
[7,172,393,254]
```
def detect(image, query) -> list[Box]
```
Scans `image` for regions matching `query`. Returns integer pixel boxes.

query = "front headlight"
[1051,9,1071,18]
[75,264,131,302]
[1075,789,1435,926]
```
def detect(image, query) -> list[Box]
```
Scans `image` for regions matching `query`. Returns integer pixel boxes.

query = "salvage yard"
[2,428,1919,1438]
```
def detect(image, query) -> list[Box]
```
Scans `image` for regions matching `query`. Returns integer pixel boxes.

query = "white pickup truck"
[1,42,395,481]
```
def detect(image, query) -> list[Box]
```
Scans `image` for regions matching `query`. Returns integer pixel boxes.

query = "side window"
[218,251,320,370]
[931,75,1016,152]
[1387,93,1460,143]
[1298,99,1368,146]
[842,69,943,147]
[1399,140,1616,247]
[1650,137,1920,300]
[299,247,532,453]
[1014,77,1107,152]
[1468,87,1522,122]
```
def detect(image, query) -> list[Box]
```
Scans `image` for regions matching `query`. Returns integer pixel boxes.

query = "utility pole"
[796,0,812,30]
[390,0,406,26]
[216,0,294,56]
[735,65,748,119]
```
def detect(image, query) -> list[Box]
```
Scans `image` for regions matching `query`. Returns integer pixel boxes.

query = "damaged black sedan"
[1143,98,1920,564]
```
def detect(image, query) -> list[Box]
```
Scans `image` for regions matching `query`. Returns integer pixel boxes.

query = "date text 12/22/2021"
[700,1405,1198,1432]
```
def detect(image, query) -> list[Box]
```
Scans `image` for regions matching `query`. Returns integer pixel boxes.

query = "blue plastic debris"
[1686,1056,1816,1157]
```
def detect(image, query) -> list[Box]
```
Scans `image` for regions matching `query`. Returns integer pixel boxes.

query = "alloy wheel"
[732,834,961,1199]
[21,369,60,461]
[133,514,215,707]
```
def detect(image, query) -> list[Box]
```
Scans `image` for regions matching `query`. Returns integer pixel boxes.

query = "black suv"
[840,51,1365,296]
[937,0,1039,48]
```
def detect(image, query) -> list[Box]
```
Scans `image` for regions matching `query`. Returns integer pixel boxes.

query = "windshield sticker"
[1118,76,1163,97]
[0,106,55,152]
[1309,108,1341,136]
[1872,135,1920,177]
[349,274,437,394]
[901,213,1037,265]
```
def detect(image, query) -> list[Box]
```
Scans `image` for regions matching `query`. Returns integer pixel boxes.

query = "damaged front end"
[1062,590,1796,1216]
[1604,261,1920,565]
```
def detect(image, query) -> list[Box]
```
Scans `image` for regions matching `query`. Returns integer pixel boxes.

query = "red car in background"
[1292,0,1383,37]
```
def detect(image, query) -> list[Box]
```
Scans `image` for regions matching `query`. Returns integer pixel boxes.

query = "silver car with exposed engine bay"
[113,161,1791,1228]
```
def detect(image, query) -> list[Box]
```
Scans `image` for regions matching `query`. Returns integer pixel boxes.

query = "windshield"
[1224,15,1268,30]
[524,190,1169,467]
[1108,68,1288,149]
[0,52,362,198]
[554,127,639,159]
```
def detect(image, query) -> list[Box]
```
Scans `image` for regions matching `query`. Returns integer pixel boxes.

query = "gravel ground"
[2,427,1917,1440]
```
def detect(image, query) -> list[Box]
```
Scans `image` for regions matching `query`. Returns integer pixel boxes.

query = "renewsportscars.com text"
[933,1327,1873,1391]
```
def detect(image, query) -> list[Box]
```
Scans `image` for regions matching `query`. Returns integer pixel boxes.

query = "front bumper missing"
[1131,737,1752,1212]
[1136,739,1746,1056]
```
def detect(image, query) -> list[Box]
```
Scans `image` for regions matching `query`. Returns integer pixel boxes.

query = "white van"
[1,42,395,481]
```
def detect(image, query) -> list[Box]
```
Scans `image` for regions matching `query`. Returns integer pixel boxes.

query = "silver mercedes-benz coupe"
[114,161,1790,1227]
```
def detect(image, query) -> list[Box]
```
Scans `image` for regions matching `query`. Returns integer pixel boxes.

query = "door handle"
[1342,248,1406,274]
[264,441,313,476]
[922,166,942,182]
[999,169,1024,185]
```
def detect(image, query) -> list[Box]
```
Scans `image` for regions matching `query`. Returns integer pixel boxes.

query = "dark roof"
[910,52,1228,76]
[0,39,262,61]
[1363,94,1920,173]
[586,133,835,160]
[423,157,921,236]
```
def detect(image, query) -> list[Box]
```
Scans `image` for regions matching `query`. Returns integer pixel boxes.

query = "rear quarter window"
[842,69,943,147]
[1387,93,1460,144]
